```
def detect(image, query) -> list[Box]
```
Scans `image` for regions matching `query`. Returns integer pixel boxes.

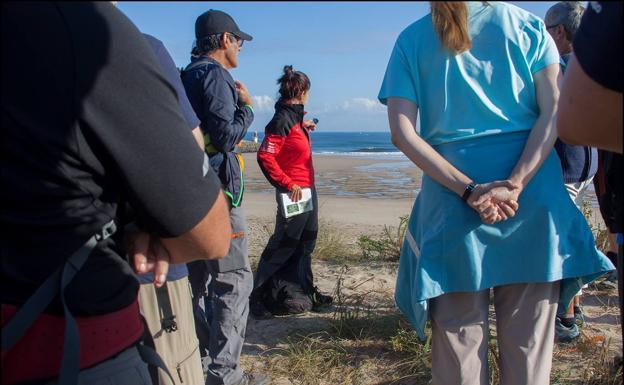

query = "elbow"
[204,235,230,260]
[390,130,403,150]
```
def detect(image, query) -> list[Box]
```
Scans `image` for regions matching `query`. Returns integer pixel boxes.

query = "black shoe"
[235,372,269,385]
[250,299,273,320]
[310,286,333,311]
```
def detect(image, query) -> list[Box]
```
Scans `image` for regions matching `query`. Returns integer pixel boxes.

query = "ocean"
[244,131,401,157]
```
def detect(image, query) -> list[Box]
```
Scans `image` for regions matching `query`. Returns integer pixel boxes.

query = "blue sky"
[118,1,556,132]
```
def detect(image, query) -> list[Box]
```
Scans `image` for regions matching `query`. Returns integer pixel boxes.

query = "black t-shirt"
[573,1,623,92]
[1,2,222,316]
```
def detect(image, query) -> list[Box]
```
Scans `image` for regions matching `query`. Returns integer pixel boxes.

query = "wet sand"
[243,153,420,226]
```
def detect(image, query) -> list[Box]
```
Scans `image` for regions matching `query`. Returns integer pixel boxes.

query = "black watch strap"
[462,182,477,202]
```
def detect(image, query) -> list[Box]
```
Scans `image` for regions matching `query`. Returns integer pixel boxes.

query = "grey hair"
[546,2,585,41]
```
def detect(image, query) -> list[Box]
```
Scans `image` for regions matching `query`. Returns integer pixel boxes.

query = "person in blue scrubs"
[379,2,614,384]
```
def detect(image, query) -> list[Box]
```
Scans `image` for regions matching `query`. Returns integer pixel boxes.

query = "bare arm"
[386,98,517,223]
[557,54,623,154]
[191,126,205,150]
[507,64,560,189]
[159,190,231,263]
[386,97,472,196]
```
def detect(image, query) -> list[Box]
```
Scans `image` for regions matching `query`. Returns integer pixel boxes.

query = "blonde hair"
[430,2,471,54]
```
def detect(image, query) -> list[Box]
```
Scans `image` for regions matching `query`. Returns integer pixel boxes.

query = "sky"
[118,1,557,133]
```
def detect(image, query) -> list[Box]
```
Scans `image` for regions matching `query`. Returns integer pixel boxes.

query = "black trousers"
[252,187,318,300]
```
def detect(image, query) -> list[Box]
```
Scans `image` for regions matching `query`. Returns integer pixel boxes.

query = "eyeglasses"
[228,33,244,48]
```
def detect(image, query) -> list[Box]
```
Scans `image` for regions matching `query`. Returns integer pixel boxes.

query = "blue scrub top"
[378,2,560,146]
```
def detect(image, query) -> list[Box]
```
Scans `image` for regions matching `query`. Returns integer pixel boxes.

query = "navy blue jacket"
[555,53,597,183]
[181,56,254,207]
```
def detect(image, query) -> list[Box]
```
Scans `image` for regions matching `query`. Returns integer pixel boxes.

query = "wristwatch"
[462,182,477,202]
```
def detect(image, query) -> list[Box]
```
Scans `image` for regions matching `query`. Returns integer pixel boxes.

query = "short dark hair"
[195,33,235,55]
[277,65,310,101]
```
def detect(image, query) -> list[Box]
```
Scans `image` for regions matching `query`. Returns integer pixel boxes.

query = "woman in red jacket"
[250,65,333,319]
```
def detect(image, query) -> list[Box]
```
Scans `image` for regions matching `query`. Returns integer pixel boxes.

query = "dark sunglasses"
[228,33,244,47]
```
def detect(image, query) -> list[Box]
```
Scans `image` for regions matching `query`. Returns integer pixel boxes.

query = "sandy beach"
[244,153,419,225]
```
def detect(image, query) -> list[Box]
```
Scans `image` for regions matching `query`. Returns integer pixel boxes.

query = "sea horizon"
[245,130,401,156]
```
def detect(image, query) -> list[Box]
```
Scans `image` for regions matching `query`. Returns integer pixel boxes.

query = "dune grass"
[249,208,621,384]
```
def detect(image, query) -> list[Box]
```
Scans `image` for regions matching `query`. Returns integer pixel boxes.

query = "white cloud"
[252,95,275,113]
[340,97,386,113]
[317,97,386,114]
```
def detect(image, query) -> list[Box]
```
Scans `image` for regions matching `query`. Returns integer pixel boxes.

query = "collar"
[275,102,305,121]
[192,55,224,68]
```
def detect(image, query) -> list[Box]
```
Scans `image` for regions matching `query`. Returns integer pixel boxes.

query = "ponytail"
[430,2,471,54]
[277,65,310,102]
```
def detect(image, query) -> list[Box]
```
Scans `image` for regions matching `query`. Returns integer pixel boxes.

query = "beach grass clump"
[330,268,399,340]
[261,331,361,385]
[313,219,359,263]
[578,335,623,385]
[357,215,409,262]
[261,267,435,384]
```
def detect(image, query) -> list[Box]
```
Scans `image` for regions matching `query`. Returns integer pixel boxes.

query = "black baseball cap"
[195,10,253,42]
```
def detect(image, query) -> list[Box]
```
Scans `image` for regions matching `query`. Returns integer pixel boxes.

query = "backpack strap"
[137,315,175,385]
[155,283,178,333]
[2,220,116,385]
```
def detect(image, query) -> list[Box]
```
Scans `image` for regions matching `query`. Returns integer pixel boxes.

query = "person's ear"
[220,33,230,50]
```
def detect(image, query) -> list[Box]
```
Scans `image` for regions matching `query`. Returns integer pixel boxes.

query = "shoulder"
[142,33,169,60]
[493,2,545,33]
[396,14,433,47]
[142,33,162,51]
[208,64,235,85]
[265,108,296,137]
[188,60,234,87]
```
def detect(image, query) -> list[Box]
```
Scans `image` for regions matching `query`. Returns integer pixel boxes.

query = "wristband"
[461,182,477,202]
[243,104,254,114]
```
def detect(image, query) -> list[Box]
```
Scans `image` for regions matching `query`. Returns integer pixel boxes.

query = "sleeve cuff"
[244,104,254,114]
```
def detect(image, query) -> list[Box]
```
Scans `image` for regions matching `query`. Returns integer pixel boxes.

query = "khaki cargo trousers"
[139,277,204,385]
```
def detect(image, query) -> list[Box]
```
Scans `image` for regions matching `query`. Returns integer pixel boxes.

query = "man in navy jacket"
[181,9,267,385]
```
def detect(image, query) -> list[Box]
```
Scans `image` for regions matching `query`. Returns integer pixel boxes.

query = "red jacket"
[257,103,314,191]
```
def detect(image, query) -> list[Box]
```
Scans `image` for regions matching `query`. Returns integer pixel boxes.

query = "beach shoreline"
[243,152,603,229]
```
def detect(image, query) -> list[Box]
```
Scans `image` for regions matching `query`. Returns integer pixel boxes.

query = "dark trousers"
[253,187,319,300]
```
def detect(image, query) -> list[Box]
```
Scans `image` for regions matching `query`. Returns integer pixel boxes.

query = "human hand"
[235,80,253,106]
[127,232,170,287]
[290,184,302,202]
[303,119,317,131]
[467,180,521,224]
